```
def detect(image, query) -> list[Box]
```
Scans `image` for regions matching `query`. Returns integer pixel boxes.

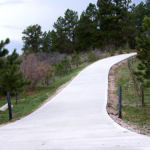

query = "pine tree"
[22,24,43,54]
[135,16,150,86]
[0,39,29,104]
[61,56,71,73]
[145,0,150,16]
[75,3,97,51]
[53,9,78,54]
[0,38,9,96]
[64,9,78,49]
[71,51,80,68]
[97,0,115,48]
[42,31,51,53]
[1,49,30,104]
[53,17,70,53]
[133,2,147,38]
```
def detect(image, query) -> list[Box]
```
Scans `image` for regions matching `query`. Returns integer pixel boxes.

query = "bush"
[126,43,131,53]
[61,56,71,73]
[56,63,64,77]
[88,52,97,62]
[71,51,81,68]
[109,49,115,56]
[118,47,123,54]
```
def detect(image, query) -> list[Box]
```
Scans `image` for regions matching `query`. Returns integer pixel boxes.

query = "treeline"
[22,0,150,54]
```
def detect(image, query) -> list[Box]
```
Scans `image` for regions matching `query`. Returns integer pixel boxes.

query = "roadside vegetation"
[0,63,89,125]
[115,58,150,134]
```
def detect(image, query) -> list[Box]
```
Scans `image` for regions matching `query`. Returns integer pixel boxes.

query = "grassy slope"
[116,60,150,134]
[0,63,90,125]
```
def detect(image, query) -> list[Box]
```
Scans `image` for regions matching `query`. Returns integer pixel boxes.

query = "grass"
[115,59,150,134]
[0,63,90,125]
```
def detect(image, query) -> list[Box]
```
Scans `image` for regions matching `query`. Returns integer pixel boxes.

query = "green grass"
[0,63,90,125]
[115,60,150,133]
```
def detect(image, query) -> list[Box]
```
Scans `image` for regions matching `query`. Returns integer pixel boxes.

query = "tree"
[122,0,133,45]
[135,16,150,86]
[53,9,78,54]
[133,2,147,38]
[53,17,70,53]
[0,38,9,67]
[49,30,59,52]
[145,0,150,16]
[0,45,29,104]
[22,24,43,54]
[64,9,78,49]
[42,31,51,53]
[75,3,98,51]
[56,63,64,77]
[61,56,71,73]
[97,0,115,48]
[0,38,9,96]
[71,51,80,68]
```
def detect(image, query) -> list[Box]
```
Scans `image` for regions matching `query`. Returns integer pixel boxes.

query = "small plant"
[56,63,64,77]
[118,47,123,54]
[126,43,131,53]
[61,56,71,73]
[71,51,81,68]
[109,49,115,56]
[88,52,97,62]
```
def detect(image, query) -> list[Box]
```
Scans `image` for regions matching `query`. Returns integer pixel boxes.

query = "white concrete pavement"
[0,53,150,150]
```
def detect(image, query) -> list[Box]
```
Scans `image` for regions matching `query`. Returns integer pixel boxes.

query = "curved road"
[0,53,150,150]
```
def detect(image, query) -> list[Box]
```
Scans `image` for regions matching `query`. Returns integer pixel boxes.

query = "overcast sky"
[0,0,144,54]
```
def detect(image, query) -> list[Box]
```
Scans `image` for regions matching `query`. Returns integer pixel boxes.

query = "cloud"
[0,25,22,30]
[0,0,24,6]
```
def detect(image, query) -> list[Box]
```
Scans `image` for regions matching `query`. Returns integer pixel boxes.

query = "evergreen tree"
[71,51,80,68]
[75,3,97,51]
[145,0,150,16]
[75,11,91,51]
[64,9,78,49]
[97,0,115,48]
[56,63,64,77]
[122,0,131,45]
[1,49,29,104]
[53,9,78,54]
[53,17,70,53]
[0,39,29,103]
[22,24,43,54]
[135,16,150,86]
[133,2,147,38]
[49,30,59,52]
[61,56,71,73]
[42,31,51,53]
[112,0,125,48]
[0,38,9,96]
[0,38,9,68]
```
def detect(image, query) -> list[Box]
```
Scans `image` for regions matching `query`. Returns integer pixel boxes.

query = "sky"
[0,0,144,55]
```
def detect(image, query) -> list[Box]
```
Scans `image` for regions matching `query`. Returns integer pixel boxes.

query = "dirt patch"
[107,59,145,135]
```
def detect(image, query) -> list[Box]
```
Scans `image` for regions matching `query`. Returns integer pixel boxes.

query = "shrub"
[61,56,71,73]
[126,43,131,53]
[56,63,64,77]
[109,49,115,56]
[71,51,81,68]
[118,47,123,54]
[88,51,97,62]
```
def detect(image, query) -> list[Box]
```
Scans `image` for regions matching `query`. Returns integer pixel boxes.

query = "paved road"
[0,53,150,150]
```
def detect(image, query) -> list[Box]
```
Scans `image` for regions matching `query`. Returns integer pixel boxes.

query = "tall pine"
[135,16,150,86]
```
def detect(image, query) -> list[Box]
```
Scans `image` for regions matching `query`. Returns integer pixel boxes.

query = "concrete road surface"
[0,53,150,150]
